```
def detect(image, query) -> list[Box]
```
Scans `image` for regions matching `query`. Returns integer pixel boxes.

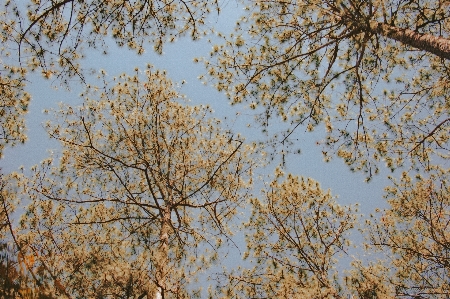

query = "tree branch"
[369,21,450,60]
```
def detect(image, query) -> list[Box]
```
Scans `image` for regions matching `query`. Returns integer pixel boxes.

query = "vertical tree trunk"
[369,21,450,60]
[155,207,170,299]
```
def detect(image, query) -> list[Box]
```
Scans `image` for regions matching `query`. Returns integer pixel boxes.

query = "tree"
[0,172,24,299]
[0,243,19,299]
[205,0,450,177]
[3,1,450,297]
[0,0,218,157]
[359,171,450,298]
[7,0,219,82]
[212,172,359,298]
[19,66,255,298]
[209,170,450,299]
[18,182,150,298]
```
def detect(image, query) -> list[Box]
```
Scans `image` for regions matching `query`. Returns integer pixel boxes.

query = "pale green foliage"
[214,173,359,298]
[205,0,450,177]
[362,171,450,298]
[20,66,254,298]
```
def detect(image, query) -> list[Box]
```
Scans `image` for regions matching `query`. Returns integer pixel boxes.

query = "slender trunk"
[369,21,450,60]
[155,207,170,299]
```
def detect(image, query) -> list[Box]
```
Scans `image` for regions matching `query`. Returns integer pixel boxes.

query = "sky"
[1,0,395,280]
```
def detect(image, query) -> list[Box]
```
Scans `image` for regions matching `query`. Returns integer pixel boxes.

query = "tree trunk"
[369,21,450,60]
[155,207,170,299]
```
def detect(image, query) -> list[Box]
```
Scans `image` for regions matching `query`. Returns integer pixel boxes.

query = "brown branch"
[181,140,244,201]
[409,118,450,154]
[19,0,75,50]
[369,21,450,60]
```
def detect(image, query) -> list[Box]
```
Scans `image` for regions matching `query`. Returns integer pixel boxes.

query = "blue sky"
[2,0,394,279]
[3,0,390,208]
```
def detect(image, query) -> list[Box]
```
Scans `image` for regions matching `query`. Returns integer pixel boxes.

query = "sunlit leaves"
[0,9,30,157]
[216,173,359,298]
[364,171,450,298]
[0,0,220,157]
[7,0,219,83]
[206,0,450,177]
[22,65,254,297]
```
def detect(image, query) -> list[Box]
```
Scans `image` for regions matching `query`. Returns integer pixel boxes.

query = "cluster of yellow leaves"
[18,193,150,298]
[0,67,30,156]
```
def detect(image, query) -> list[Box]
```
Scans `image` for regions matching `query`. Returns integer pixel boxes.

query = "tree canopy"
[17,67,254,298]
[1,0,450,298]
[0,0,219,157]
[215,173,359,298]
[364,170,450,298]
[205,0,450,177]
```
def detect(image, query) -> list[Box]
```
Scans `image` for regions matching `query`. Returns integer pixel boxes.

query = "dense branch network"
[205,0,450,178]
[0,0,219,157]
[19,66,254,298]
[0,1,449,298]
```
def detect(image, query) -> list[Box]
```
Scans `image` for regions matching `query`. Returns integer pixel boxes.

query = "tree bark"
[369,21,450,60]
[155,207,170,299]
